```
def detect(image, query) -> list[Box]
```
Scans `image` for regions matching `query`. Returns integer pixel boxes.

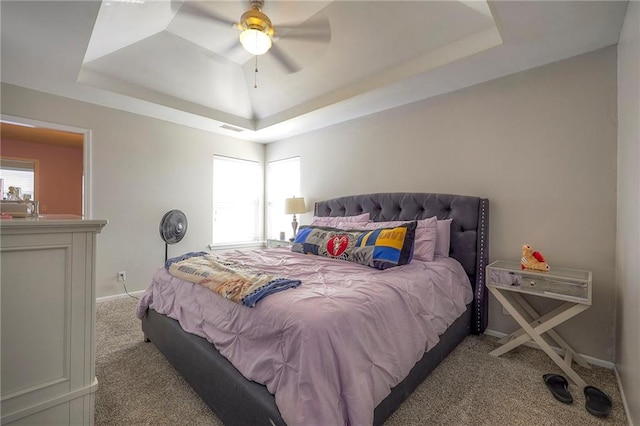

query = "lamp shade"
[284,197,306,215]
[239,29,272,55]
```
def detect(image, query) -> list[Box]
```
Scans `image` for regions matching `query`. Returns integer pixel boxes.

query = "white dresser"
[1,216,107,425]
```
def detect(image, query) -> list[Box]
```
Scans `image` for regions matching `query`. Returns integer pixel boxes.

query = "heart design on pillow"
[327,235,349,256]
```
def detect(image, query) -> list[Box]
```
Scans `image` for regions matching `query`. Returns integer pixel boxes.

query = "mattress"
[136,247,473,426]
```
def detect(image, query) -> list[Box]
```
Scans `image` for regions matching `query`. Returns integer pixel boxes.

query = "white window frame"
[211,155,263,248]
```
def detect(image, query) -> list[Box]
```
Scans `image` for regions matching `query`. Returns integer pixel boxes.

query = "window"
[212,155,262,245]
[267,157,301,240]
[0,158,35,200]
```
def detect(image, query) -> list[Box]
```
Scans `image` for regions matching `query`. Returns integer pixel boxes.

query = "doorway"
[0,115,91,217]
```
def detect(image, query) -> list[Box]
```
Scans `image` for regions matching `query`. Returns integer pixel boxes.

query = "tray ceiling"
[0,1,628,142]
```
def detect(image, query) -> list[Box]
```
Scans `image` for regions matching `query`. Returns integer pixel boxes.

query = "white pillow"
[435,219,453,257]
[310,213,370,228]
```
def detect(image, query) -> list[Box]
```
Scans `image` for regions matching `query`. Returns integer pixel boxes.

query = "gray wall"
[267,47,618,362]
[1,33,630,406]
[0,83,265,299]
[616,1,640,424]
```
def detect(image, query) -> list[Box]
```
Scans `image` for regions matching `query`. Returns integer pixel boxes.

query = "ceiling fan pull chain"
[254,55,259,89]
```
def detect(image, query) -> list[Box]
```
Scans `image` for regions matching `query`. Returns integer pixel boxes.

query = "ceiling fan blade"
[278,32,331,44]
[277,14,330,30]
[269,43,301,74]
[172,0,236,28]
[275,17,331,44]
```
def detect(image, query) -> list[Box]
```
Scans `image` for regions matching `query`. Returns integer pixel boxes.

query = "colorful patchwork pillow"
[292,221,417,270]
[337,216,437,262]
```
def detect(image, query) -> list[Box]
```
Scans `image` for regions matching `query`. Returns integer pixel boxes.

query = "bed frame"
[142,192,489,425]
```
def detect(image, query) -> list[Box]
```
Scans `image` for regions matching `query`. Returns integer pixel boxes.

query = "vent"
[220,124,244,133]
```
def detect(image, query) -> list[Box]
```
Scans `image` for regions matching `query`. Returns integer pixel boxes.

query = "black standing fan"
[159,209,188,262]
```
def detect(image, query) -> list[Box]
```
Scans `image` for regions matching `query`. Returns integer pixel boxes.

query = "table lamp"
[284,196,306,239]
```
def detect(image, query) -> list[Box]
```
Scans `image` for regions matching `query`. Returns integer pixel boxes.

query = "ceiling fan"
[236,0,275,55]
[176,0,331,74]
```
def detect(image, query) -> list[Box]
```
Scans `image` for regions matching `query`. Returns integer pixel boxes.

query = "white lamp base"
[291,214,298,239]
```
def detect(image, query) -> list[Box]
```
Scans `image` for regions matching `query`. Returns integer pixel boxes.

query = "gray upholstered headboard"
[314,192,489,334]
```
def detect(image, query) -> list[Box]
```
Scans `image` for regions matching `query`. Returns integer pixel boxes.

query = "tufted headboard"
[314,192,489,334]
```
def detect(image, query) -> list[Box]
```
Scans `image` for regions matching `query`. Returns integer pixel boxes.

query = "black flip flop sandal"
[584,386,612,417]
[543,374,573,404]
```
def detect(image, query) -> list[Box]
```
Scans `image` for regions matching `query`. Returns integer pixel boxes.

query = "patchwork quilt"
[166,252,301,307]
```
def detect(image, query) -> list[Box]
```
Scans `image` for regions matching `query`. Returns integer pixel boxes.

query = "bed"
[137,192,489,425]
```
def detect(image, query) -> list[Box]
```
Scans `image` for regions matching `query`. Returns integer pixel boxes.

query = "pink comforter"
[136,248,472,426]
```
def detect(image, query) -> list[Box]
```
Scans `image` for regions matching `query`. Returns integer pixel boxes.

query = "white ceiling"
[0,1,628,143]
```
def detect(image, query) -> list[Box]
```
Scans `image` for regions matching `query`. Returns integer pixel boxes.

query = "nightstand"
[266,239,293,248]
[486,260,592,388]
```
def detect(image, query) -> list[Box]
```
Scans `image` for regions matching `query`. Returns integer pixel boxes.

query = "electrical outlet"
[117,271,126,282]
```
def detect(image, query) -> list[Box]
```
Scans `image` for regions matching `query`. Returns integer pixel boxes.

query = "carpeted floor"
[95,297,628,425]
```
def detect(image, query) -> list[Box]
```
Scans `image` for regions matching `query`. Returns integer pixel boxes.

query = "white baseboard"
[97,291,144,303]
[614,366,634,426]
[483,329,614,369]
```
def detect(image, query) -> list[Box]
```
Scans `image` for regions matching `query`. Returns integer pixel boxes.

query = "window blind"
[212,155,262,245]
[0,159,35,199]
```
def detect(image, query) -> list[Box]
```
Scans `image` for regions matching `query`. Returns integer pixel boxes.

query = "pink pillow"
[311,213,370,228]
[435,219,453,257]
[338,216,437,262]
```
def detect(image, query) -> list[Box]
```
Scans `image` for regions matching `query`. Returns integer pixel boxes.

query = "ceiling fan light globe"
[240,29,272,55]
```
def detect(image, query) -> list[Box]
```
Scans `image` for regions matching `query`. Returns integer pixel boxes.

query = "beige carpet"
[96,297,628,425]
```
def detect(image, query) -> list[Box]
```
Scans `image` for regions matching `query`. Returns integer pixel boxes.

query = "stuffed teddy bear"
[521,244,550,272]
